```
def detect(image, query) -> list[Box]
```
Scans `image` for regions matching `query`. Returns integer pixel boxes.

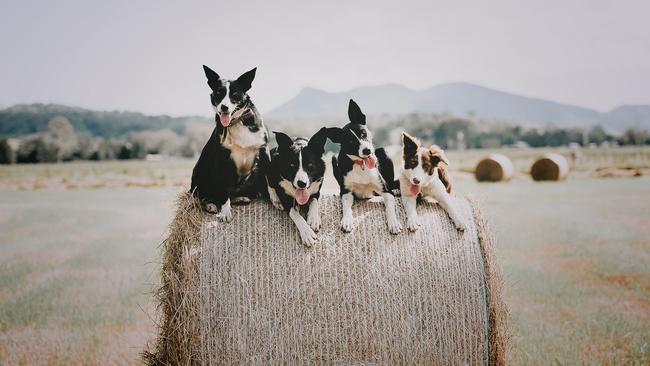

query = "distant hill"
[0,104,209,138]
[269,82,650,132]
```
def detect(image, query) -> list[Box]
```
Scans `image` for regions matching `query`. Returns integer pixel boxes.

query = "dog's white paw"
[216,208,233,223]
[270,198,283,210]
[205,203,218,213]
[453,218,467,232]
[231,196,251,205]
[307,210,321,232]
[268,187,284,210]
[406,216,420,232]
[387,217,402,234]
[298,226,317,247]
[340,215,354,233]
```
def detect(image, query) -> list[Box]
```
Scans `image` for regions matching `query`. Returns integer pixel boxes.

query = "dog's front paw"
[406,216,420,232]
[453,218,467,232]
[268,187,284,210]
[387,217,402,234]
[307,210,321,232]
[270,198,283,210]
[205,203,218,213]
[231,196,251,205]
[340,215,354,233]
[216,208,233,223]
[298,226,317,247]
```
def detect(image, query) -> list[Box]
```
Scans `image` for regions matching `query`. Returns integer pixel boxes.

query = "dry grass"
[141,192,204,365]
[470,198,510,365]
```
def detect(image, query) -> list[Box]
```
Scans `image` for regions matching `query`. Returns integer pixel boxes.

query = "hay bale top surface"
[475,154,514,182]
[531,153,569,181]
[199,195,502,364]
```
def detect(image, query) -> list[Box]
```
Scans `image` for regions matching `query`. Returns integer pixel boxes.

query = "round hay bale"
[475,154,514,182]
[531,153,569,181]
[144,193,508,365]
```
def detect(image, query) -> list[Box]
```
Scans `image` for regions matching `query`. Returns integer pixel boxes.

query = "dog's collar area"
[218,108,256,144]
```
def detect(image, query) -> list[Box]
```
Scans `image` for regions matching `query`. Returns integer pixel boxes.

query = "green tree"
[587,125,608,145]
[47,116,78,161]
[0,139,15,164]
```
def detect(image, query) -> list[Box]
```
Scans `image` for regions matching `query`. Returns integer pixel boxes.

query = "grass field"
[1,149,649,364]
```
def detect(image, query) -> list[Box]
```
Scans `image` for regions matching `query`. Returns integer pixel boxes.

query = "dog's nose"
[362,148,371,156]
[220,105,229,112]
[412,178,420,185]
[296,180,307,188]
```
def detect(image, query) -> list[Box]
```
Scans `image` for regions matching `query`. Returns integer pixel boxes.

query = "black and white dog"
[266,128,328,247]
[327,99,402,234]
[190,65,269,221]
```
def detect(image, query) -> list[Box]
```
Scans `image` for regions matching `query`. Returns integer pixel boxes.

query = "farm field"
[1,149,649,364]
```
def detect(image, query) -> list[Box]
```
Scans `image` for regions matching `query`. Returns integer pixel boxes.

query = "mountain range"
[1,83,648,138]
[268,82,650,132]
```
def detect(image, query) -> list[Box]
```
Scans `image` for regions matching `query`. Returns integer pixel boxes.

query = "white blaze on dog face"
[293,150,310,189]
[215,82,235,113]
[402,133,426,183]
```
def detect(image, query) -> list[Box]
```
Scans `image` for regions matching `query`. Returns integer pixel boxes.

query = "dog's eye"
[231,92,242,99]
[306,162,314,168]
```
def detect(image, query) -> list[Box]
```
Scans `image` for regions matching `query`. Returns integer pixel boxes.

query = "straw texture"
[144,193,507,365]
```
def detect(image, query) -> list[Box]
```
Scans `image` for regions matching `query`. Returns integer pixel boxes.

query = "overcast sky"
[1,0,649,116]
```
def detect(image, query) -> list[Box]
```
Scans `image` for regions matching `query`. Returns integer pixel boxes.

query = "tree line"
[0,116,211,164]
[1,113,649,165]
[372,113,649,150]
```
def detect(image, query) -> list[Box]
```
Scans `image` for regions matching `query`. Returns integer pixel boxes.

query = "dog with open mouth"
[190,65,269,221]
[399,132,467,232]
[327,99,402,234]
[265,128,328,247]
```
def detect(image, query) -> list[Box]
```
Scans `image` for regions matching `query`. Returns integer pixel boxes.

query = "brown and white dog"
[399,132,466,232]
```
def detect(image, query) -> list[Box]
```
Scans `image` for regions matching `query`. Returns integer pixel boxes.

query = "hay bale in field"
[475,154,514,182]
[143,193,508,365]
[531,153,569,181]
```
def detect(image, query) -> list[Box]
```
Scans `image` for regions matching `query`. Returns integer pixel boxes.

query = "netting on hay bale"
[475,154,514,182]
[530,153,569,181]
[143,193,509,365]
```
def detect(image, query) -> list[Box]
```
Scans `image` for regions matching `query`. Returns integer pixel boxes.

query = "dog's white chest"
[343,165,382,199]
[223,124,265,176]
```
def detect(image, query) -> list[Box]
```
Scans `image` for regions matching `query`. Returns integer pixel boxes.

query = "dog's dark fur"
[266,128,328,246]
[327,99,402,234]
[190,66,269,220]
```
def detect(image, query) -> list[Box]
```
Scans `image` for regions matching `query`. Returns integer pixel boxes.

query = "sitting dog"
[266,128,328,247]
[190,65,269,221]
[327,99,402,234]
[399,132,466,232]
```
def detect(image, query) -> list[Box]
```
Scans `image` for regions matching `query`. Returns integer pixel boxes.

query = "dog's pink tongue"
[364,155,377,169]
[410,184,421,196]
[219,113,231,127]
[295,188,310,205]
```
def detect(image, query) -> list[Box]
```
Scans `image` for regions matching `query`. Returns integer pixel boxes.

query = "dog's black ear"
[235,67,257,91]
[273,131,293,150]
[203,65,221,90]
[348,99,366,125]
[326,127,345,144]
[402,132,419,155]
[308,127,328,155]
